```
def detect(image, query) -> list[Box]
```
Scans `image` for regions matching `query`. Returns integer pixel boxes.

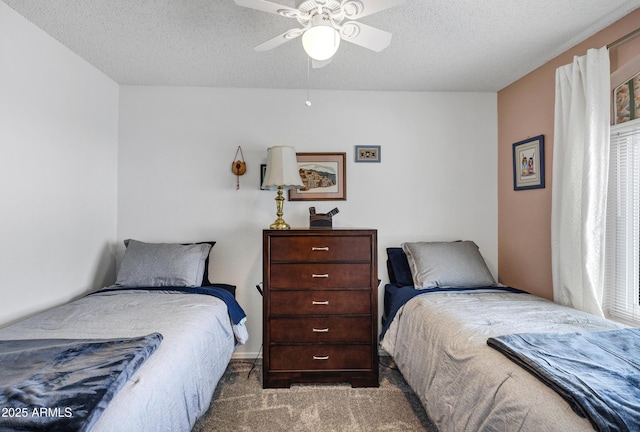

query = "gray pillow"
[115,239,212,288]
[401,241,496,289]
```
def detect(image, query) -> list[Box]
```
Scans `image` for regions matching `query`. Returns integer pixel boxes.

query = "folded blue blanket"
[0,333,162,432]
[488,327,640,432]
[96,285,247,325]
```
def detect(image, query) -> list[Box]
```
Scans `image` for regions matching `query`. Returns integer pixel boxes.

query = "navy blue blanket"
[96,285,246,325]
[380,284,526,340]
[0,333,162,432]
[488,328,640,432]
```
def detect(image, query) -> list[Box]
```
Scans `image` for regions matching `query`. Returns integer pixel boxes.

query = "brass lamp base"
[270,218,291,230]
[270,186,291,230]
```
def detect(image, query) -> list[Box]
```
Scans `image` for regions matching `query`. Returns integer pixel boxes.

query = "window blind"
[604,118,640,325]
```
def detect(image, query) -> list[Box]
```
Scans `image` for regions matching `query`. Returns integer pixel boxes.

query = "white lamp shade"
[262,146,304,190]
[302,23,341,61]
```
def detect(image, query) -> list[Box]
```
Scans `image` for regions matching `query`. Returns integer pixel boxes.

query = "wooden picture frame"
[513,135,545,191]
[614,71,640,124]
[355,145,381,163]
[260,163,267,190]
[289,152,347,201]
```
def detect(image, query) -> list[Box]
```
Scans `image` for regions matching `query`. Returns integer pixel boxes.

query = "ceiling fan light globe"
[302,26,340,61]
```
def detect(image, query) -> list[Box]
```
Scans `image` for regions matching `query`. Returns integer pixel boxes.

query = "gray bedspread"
[0,333,162,432]
[381,290,626,432]
[0,290,236,432]
[488,328,640,432]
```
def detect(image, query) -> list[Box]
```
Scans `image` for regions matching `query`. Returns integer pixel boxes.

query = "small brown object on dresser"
[262,228,379,388]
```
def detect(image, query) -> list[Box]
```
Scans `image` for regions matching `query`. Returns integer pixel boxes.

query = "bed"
[0,239,247,432]
[380,241,639,432]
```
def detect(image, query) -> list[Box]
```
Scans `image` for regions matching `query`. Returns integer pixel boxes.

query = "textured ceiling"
[3,0,640,91]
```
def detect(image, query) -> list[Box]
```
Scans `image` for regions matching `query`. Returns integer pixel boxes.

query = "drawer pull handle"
[313,355,329,360]
[312,328,329,333]
[312,274,329,278]
[311,247,329,251]
[312,300,329,305]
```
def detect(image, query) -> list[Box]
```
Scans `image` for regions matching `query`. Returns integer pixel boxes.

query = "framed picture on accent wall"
[512,135,545,190]
[614,71,640,124]
[289,152,346,201]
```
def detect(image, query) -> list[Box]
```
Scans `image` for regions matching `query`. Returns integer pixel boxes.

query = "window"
[604,118,640,325]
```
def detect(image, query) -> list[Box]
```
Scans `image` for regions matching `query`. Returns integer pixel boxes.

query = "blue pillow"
[386,247,413,287]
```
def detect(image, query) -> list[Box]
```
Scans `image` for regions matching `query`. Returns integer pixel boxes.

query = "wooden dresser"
[262,228,378,388]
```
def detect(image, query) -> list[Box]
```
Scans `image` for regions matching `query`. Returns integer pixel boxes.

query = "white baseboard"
[232,351,262,360]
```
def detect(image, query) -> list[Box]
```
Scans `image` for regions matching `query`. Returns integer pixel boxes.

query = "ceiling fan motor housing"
[292,0,345,27]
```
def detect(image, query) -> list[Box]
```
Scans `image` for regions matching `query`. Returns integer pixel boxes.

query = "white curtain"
[551,47,610,317]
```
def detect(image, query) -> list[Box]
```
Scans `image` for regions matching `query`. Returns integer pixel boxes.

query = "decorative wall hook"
[231,146,247,190]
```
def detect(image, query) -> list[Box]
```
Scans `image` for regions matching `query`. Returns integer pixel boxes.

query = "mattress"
[0,289,236,432]
[380,286,626,432]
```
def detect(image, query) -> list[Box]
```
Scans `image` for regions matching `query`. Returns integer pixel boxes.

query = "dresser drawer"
[270,317,371,343]
[270,236,371,261]
[270,345,372,370]
[270,263,371,289]
[270,290,371,315]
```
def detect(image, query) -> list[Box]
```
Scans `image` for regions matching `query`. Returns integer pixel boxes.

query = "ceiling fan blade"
[340,0,406,20]
[312,58,332,69]
[339,21,392,52]
[254,28,304,51]
[234,0,300,17]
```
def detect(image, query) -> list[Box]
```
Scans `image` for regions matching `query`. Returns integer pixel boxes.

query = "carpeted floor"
[192,358,437,432]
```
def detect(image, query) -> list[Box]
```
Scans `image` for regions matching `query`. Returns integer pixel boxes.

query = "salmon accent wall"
[497,8,640,300]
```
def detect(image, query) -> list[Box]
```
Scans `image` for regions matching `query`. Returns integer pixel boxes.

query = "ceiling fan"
[234,0,406,66]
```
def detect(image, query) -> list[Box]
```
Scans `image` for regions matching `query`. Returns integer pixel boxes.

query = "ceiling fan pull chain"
[305,56,312,107]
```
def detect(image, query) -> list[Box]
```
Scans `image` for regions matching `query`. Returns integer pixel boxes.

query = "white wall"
[0,1,498,354]
[0,2,119,326]
[118,86,498,357]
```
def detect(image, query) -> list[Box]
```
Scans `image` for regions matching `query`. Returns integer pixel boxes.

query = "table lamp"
[262,146,304,230]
